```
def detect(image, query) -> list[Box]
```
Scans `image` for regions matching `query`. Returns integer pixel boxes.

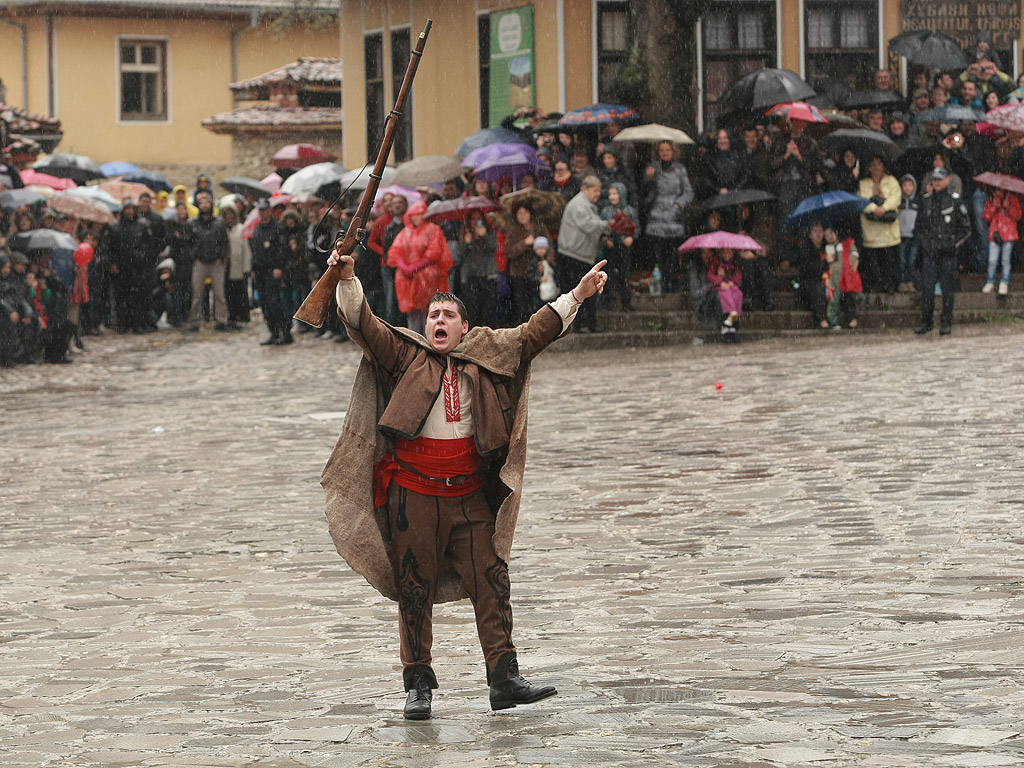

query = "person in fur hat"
[321,243,608,721]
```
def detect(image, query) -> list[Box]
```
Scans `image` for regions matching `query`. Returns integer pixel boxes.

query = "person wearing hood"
[171,184,199,218]
[183,192,231,331]
[322,236,607,720]
[600,181,640,312]
[250,199,290,345]
[104,198,155,333]
[386,200,453,335]
[897,174,920,293]
[0,253,38,366]
[981,186,1021,295]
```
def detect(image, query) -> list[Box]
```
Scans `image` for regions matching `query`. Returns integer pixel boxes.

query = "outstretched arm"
[571,258,609,301]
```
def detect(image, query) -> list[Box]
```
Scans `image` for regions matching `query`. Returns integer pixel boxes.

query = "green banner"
[489,6,535,128]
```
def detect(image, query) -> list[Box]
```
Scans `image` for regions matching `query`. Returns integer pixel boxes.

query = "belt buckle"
[445,476,457,486]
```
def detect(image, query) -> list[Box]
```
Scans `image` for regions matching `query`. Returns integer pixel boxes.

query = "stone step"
[622,289,1024,313]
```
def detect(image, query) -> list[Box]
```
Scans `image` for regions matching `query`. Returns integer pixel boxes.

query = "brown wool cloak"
[321,301,566,604]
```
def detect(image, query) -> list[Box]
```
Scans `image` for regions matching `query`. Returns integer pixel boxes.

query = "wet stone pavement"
[3,323,1024,768]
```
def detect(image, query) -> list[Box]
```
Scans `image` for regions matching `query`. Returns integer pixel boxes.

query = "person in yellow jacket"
[858,155,901,293]
[171,184,199,219]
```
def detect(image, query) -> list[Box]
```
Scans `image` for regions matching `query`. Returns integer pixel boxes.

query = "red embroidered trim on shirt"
[444,358,461,423]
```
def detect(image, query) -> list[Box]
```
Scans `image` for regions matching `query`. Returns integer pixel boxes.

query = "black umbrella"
[917,105,987,123]
[220,176,271,199]
[889,30,968,70]
[699,188,777,211]
[12,228,79,252]
[32,152,104,185]
[819,129,903,163]
[842,90,905,112]
[718,68,816,114]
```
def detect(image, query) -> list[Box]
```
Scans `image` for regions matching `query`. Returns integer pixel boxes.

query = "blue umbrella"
[454,127,531,159]
[0,188,45,209]
[784,191,869,229]
[918,104,987,123]
[101,161,141,177]
[121,170,172,194]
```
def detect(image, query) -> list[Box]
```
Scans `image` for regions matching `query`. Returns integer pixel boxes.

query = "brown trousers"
[387,484,515,678]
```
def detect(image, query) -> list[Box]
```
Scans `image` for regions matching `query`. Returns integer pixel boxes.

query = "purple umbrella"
[678,232,763,252]
[472,154,550,184]
[462,142,538,168]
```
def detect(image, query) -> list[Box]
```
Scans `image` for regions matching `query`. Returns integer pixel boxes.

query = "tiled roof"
[0,0,337,14]
[231,57,341,92]
[0,103,62,133]
[202,104,342,132]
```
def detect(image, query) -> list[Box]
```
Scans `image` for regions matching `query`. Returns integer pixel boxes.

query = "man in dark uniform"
[914,167,972,336]
[250,199,291,345]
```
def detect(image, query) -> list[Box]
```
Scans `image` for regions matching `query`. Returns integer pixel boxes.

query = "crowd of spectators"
[4,38,1024,361]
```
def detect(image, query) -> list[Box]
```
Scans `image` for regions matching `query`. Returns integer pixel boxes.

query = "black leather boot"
[402,664,437,720]
[488,652,557,711]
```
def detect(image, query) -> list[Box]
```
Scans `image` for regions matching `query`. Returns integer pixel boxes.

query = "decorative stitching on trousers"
[485,558,513,647]
[399,545,430,661]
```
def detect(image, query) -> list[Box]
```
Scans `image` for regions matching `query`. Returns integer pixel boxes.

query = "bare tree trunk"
[611,0,712,131]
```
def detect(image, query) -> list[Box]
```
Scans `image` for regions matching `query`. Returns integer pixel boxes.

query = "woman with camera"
[858,155,901,294]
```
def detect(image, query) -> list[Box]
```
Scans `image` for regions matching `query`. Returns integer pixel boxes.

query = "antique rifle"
[293,18,432,328]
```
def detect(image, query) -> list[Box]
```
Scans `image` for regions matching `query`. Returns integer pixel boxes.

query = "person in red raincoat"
[387,200,453,334]
[981,187,1021,294]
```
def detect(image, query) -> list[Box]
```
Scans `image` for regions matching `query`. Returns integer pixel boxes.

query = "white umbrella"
[67,185,122,212]
[392,155,465,187]
[611,123,694,144]
[280,163,349,195]
[337,165,397,192]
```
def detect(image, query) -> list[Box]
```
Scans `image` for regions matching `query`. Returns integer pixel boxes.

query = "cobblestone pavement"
[4,323,1024,768]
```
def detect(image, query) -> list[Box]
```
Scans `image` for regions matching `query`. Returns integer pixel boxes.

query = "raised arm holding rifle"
[322,227,607,721]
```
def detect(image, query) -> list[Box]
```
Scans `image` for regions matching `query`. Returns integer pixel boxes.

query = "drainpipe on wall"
[0,18,28,107]
[46,13,55,116]
[231,9,260,106]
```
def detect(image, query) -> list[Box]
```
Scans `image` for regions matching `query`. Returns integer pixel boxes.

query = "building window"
[702,2,776,127]
[391,28,413,163]
[119,39,167,121]
[478,14,490,128]
[597,2,629,102]
[365,33,384,164]
[805,0,878,90]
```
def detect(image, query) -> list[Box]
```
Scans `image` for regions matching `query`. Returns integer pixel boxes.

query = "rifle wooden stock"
[293,18,432,328]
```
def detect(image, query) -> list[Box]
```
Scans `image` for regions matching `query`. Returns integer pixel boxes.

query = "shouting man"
[321,244,608,720]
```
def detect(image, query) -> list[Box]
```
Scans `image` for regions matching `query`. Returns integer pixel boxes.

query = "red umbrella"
[765,101,827,123]
[271,143,337,169]
[423,196,499,223]
[983,104,1024,132]
[973,172,1024,196]
[19,169,77,190]
[678,232,763,252]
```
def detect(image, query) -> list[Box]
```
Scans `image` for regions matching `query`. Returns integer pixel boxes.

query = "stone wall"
[143,130,343,191]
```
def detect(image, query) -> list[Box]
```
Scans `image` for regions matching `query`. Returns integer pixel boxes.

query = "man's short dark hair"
[428,291,469,325]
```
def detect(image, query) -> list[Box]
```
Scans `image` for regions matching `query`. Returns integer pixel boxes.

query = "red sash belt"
[374,436,483,506]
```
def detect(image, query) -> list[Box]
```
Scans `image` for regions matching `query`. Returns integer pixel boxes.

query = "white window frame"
[115,35,171,125]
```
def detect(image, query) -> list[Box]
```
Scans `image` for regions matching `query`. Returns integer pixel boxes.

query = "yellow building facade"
[340,0,1024,166]
[0,1,339,166]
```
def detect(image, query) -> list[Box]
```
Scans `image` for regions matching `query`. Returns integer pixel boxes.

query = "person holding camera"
[959,57,1010,101]
[915,168,972,335]
[857,155,901,294]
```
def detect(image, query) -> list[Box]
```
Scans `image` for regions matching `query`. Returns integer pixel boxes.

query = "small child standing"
[534,237,559,303]
[897,174,919,293]
[982,187,1021,295]
[823,226,862,329]
[707,247,743,341]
